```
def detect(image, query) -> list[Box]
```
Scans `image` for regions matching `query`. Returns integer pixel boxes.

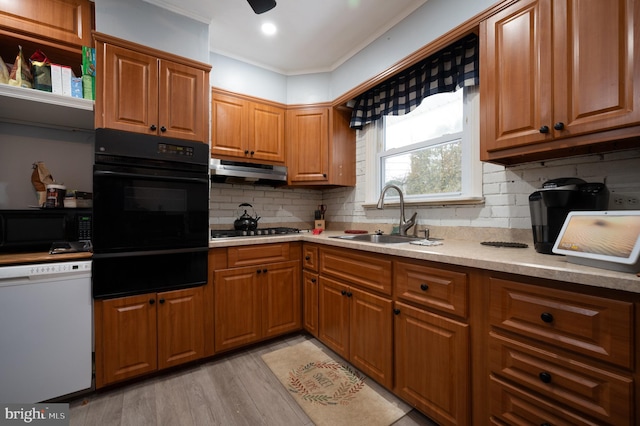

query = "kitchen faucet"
[376,184,417,236]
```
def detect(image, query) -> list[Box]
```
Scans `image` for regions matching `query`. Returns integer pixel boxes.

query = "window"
[365,86,482,205]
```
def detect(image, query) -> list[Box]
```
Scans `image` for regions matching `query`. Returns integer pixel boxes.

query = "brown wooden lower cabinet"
[213,260,301,352]
[394,301,470,426]
[318,275,393,389]
[94,286,205,388]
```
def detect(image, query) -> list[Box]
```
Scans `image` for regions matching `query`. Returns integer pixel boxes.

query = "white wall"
[0,124,94,209]
[93,0,210,63]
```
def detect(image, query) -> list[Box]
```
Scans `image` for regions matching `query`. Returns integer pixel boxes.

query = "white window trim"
[363,86,483,207]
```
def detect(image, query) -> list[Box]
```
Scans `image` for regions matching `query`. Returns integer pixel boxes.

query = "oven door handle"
[94,170,209,184]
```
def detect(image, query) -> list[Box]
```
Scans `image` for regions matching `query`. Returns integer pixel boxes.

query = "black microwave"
[0,209,92,253]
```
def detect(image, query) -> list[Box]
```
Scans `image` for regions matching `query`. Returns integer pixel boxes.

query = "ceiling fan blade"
[247,0,276,14]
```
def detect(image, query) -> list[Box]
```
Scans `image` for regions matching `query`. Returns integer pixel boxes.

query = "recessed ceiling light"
[261,22,277,36]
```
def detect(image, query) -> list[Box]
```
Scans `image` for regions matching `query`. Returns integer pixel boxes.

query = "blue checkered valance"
[349,33,479,129]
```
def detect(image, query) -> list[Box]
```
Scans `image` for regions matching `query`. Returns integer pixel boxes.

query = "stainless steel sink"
[330,234,422,244]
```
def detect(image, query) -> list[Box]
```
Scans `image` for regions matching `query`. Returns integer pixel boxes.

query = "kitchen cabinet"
[94,286,205,388]
[212,243,302,353]
[488,276,634,425]
[302,244,319,337]
[0,0,95,130]
[393,260,471,426]
[94,33,210,143]
[317,246,393,388]
[480,0,640,165]
[394,301,469,426]
[286,105,356,186]
[211,88,286,163]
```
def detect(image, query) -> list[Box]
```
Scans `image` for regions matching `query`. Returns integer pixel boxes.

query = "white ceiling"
[143,0,428,75]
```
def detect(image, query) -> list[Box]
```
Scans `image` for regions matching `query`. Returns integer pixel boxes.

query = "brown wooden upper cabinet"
[480,0,640,165]
[94,33,210,143]
[286,105,356,186]
[211,89,286,163]
[0,0,92,48]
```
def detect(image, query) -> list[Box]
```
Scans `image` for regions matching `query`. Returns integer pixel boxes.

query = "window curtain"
[349,33,479,129]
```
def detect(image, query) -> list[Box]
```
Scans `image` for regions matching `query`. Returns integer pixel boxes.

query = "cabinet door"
[214,267,261,352]
[97,293,157,387]
[249,102,285,163]
[100,43,159,135]
[349,287,393,388]
[480,0,552,153]
[211,91,248,158]
[262,260,301,338]
[157,286,205,369]
[394,301,469,426]
[287,107,329,183]
[552,0,640,137]
[159,60,206,142]
[318,276,350,359]
[303,270,319,337]
[0,0,92,48]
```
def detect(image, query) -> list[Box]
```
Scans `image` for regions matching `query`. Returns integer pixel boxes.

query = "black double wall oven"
[92,129,210,299]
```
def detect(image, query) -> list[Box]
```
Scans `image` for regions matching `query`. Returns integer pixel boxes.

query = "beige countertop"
[210,230,640,294]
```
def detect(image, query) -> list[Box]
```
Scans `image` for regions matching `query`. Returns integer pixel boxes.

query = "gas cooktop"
[211,227,301,239]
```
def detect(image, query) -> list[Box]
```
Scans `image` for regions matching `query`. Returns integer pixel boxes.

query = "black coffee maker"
[529,178,609,254]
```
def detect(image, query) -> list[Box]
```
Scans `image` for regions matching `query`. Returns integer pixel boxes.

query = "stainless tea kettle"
[234,203,261,231]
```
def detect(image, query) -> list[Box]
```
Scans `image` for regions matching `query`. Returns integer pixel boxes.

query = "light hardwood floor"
[69,334,438,426]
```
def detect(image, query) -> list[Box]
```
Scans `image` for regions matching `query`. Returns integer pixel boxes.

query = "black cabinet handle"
[346,291,352,297]
[554,122,565,130]
[245,150,249,155]
[262,268,268,273]
[305,255,311,261]
[311,278,316,283]
[539,371,552,383]
[160,126,167,132]
[149,298,155,305]
[159,298,165,304]
[323,173,327,178]
[420,284,429,291]
[393,308,401,315]
[250,151,255,156]
[539,125,550,134]
[541,423,551,426]
[540,312,554,323]
[150,124,157,131]
[257,269,262,274]
[341,290,347,296]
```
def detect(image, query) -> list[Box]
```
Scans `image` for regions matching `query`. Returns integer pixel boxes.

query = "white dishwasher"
[0,260,92,403]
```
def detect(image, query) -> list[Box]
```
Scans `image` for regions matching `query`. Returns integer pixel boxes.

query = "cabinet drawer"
[489,277,633,368]
[395,260,468,318]
[490,375,603,426]
[319,247,392,295]
[228,243,290,267]
[302,244,318,272]
[490,332,633,425]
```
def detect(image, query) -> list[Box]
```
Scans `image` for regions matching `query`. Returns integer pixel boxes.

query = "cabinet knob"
[341,290,347,296]
[150,124,157,131]
[160,126,167,132]
[257,269,262,274]
[393,308,401,315]
[263,268,268,273]
[250,151,255,156]
[420,284,429,291]
[311,278,316,283]
[305,255,311,261]
[540,312,554,323]
[159,298,165,304]
[346,291,352,298]
[323,173,327,178]
[554,122,565,130]
[539,125,550,134]
[538,371,552,383]
[245,150,250,155]
[149,298,155,305]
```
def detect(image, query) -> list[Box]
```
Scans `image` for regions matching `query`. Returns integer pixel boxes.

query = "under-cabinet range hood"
[209,158,287,186]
